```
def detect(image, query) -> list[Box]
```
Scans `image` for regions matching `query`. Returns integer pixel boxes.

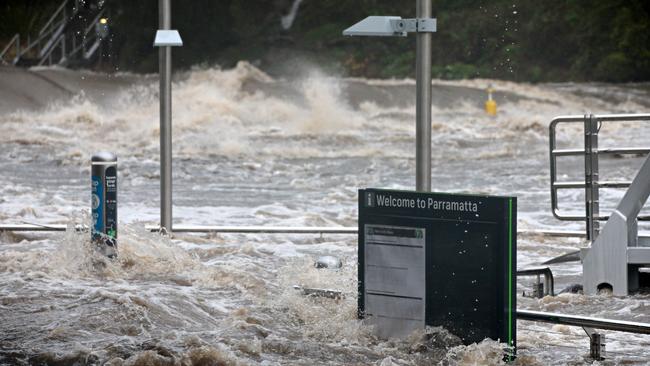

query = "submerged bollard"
[91,152,117,257]
[485,85,497,116]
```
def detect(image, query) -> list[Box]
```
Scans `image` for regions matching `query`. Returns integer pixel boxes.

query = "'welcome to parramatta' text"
[375,194,478,213]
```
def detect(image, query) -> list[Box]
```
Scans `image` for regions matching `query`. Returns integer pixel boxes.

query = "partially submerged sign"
[358,188,516,351]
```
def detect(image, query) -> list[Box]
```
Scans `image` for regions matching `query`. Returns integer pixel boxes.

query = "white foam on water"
[439,339,511,366]
[269,258,368,342]
[4,62,645,165]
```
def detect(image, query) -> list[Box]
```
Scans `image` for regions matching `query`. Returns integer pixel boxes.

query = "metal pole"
[15,34,20,64]
[584,328,605,360]
[159,0,172,232]
[415,0,432,192]
[584,114,600,241]
[61,6,66,64]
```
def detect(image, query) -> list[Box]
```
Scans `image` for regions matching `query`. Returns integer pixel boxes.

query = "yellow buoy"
[485,86,497,116]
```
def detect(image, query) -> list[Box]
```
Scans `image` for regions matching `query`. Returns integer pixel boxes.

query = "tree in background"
[1,0,648,82]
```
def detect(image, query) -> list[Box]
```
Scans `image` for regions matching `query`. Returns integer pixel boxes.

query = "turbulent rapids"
[1,63,650,365]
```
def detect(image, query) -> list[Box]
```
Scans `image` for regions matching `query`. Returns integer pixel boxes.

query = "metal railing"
[31,0,69,64]
[0,0,107,67]
[517,266,555,297]
[0,34,20,64]
[550,113,650,240]
[518,309,650,334]
[519,309,650,360]
[0,224,592,237]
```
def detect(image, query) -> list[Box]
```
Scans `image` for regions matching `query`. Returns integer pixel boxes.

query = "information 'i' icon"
[366,193,375,207]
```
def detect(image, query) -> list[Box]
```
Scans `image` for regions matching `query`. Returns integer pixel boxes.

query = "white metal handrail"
[549,113,650,239]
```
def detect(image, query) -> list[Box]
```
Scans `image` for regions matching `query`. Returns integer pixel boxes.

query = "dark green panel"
[427,221,500,344]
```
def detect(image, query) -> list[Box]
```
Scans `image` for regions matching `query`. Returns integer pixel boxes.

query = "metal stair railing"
[38,35,66,66]
[33,0,70,64]
[3,0,71,65]
[38,0,69,37]
[38,22,66,61]
[1,0,108,67]
[549,113,650,241]
[80,8,107,60]
[0,34,20,65]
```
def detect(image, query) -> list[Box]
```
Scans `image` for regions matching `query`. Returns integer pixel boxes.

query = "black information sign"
[359,188,516,352]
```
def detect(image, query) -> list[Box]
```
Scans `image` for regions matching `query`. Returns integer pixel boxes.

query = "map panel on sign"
[364,225,425,337]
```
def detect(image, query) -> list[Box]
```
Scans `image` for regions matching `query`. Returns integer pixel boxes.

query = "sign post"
[359,189,517,355]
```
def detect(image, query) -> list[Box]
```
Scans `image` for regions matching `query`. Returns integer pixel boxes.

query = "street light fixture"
[343,2,436,192]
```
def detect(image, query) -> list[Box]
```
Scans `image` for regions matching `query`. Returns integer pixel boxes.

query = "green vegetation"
[1,0,649,82]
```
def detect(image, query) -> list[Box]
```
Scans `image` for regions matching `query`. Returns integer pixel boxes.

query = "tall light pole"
[344,1,436,192]
[415,0,432,192]
[154,0,182,232]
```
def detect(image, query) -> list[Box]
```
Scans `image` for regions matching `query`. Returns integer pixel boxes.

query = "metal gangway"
[0,0,109,67]
[549,113,650,295]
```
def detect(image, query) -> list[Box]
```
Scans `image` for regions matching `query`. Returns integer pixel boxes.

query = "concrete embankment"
[0,66,147,113]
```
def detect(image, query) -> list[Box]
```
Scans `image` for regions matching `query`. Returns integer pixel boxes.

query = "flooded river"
[0,64,649,365]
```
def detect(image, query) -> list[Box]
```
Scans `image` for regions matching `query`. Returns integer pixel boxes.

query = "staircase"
[581,152,650,295]
[549,113,650,295]
[0,0,109,68]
